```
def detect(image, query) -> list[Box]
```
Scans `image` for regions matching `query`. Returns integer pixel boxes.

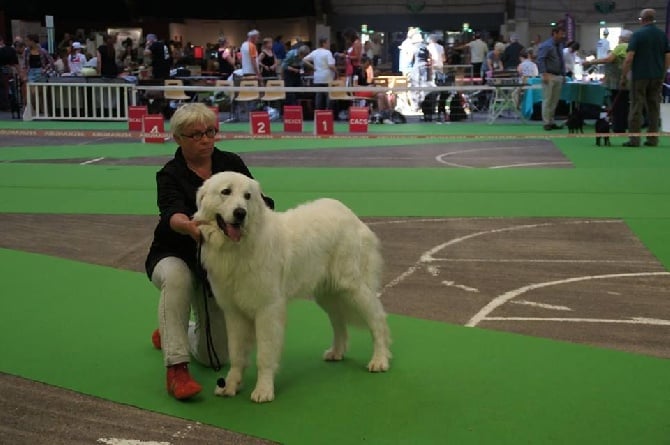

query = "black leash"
[606,90,623,118]
[196,241,222,372]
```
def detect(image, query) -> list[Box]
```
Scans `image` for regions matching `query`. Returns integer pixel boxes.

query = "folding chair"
[233,79,260,121]
[260,79,286,117]
[212,79,234,122]
[163,79,192,105]
[328,79,374,118]
[389,77,413,115]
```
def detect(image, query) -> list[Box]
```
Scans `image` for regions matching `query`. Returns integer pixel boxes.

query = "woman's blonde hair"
[170,103,217,137]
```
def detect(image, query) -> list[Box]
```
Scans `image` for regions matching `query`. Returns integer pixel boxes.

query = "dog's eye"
[244,192,251,200]
[221,188,231,196]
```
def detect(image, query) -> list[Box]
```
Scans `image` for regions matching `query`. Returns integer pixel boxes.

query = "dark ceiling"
[3,2,316,21]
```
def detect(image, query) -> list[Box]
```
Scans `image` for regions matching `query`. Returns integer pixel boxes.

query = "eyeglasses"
[181,128,218,140]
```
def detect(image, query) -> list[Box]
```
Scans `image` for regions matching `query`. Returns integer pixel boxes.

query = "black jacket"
[145,147,274,279]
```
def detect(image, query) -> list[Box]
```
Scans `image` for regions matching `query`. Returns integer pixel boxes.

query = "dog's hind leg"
[316,292,349,361]
[347,286,392,372]
[363,296,392,372]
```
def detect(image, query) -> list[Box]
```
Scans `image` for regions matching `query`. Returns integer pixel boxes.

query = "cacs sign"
[349,107,369,133]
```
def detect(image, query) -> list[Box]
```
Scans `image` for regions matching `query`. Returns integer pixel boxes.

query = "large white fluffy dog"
[194,171,392,403]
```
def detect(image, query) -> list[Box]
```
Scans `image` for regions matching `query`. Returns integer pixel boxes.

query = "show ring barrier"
[22,79,554,124]
[23,79,137,121]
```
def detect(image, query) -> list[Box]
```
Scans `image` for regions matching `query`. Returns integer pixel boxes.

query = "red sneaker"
[167,363,202,400]
[151,329,161,350]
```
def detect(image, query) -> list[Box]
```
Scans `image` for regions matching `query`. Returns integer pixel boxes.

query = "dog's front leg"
[217,308,254,398]
[250,303,286,403]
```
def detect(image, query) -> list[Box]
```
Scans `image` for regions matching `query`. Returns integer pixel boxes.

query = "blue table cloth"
[521,78,609,119]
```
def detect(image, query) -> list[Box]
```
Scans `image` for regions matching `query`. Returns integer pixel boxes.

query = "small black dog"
[566,106,584,134]
[595,110,611,146]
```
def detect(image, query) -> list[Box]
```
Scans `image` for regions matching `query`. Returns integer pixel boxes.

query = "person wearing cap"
[620,8,670,147]
[596,29,611,60]
[240,29,260,79]
[144,33,172,80]
[583,29,633,133]
[67,41,87,75]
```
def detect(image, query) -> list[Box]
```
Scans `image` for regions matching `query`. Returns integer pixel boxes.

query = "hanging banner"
[565,13,575,43]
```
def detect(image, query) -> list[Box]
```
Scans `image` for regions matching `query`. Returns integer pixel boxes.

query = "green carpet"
[0,121,669,443]
[1,250,668,444]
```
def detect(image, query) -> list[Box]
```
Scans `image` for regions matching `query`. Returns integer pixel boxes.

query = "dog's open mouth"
[216,214,243,242]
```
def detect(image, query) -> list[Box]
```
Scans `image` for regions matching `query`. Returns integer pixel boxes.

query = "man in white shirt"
[596,29,611,74]
[302,36,337,111]
[241,29,260,79]
[427,34,445,80]
[463,32,489,84]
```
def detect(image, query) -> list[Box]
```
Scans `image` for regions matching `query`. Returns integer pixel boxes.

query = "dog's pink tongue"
[226,224,242,242]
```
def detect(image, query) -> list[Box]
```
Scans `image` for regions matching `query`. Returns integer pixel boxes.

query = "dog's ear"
[193,180,211,222]
[196,182,207,210]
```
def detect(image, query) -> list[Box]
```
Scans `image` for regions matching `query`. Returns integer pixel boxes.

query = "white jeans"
[151,257,228,368]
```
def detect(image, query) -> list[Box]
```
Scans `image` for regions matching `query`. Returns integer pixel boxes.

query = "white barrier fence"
[23,79,525,122]
[24,80,137,121]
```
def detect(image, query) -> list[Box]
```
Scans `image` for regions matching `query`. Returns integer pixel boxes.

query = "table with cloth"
[521,77,609,119]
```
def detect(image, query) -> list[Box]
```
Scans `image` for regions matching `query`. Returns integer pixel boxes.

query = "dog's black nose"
[233,208,246,222]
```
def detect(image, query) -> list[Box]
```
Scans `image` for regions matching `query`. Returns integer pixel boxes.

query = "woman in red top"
[342,28,363,86]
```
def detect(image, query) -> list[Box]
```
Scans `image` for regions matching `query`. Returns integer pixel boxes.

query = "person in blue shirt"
[536,25,567,131]
[272,35,287,77]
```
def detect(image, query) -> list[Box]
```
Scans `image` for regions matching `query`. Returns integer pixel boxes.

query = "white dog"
[194,171,392,403]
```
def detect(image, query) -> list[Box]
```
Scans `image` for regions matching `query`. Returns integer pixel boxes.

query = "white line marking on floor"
[435,145,560,168]
[97,438,170,445]
[491,161,573,168]
[431,258,658,264]
[511,300,572,311]
[442,280,479,292]
[482,316,670,326]
[81,157,105,165]
[466,272,670,327]
[380,219,622,294]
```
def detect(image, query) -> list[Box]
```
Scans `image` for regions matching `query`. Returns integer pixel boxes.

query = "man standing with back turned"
[621,8,670,147]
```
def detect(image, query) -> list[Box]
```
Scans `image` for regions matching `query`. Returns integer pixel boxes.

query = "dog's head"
[194,171,265,243]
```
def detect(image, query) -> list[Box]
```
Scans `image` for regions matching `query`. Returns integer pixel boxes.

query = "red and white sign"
[283,105,303,132]
[314,110,334,136]
[250,111,271,136]
[128,105,148,132]
[142,114,166,143]
[348,107,369,133]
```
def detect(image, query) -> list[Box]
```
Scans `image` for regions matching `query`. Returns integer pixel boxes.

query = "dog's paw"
[250,383,275,403]
[367,355,390,372]
[323,348,344,361]
[214,384,239,397]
